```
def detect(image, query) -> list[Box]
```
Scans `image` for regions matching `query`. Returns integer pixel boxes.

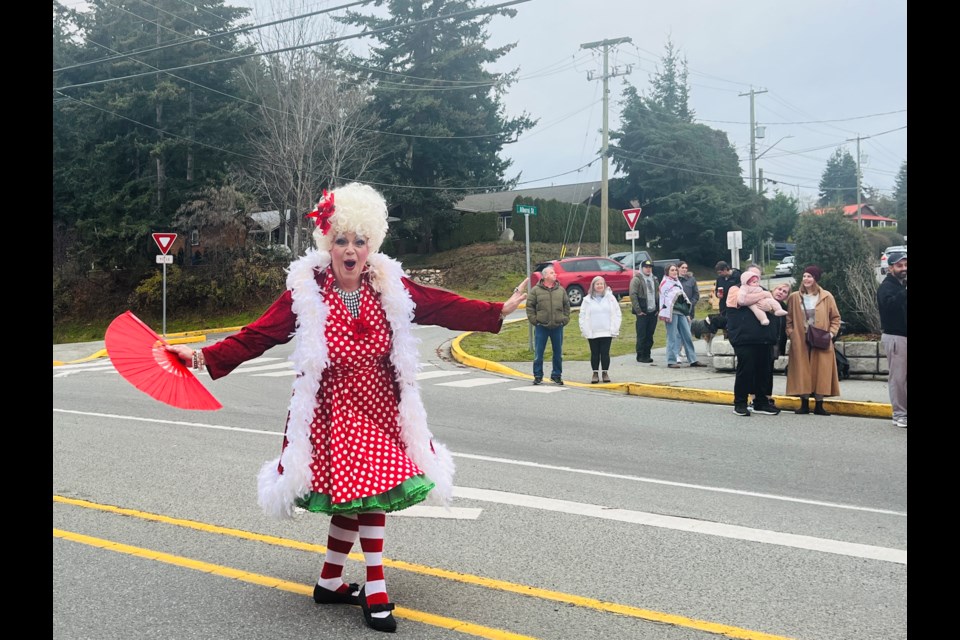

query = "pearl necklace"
[333,284,362,318]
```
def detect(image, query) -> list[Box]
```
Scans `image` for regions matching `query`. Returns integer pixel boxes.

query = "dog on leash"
[690,314,727,356]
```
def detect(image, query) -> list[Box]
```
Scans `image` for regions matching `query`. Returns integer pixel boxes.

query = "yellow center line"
[54,528,535,640]
[54,495,794,640]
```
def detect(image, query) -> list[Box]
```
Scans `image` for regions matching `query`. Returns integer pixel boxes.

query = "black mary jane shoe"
[358,585,397,633]
[313,582,361,605]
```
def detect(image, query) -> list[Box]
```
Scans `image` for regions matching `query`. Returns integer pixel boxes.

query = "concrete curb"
[450,329,893,420]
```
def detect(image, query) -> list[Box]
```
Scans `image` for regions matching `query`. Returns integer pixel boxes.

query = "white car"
[774,255,795,276]
[880,245,907,274]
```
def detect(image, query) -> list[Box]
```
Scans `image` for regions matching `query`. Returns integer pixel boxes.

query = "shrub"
[792,212,879,333]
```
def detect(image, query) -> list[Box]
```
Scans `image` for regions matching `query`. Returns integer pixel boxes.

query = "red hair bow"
[306,189,336,235]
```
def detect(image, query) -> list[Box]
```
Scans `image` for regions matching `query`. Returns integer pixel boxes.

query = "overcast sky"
[144,0,909,208]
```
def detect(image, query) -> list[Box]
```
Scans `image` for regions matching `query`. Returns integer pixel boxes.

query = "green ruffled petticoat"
[295,474,435,515]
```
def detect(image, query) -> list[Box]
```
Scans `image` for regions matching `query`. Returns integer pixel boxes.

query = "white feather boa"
[257,249,455,519]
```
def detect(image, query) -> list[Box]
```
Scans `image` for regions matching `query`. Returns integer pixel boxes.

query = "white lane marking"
[54,366,118,377]
[234,362,294,373]
[511,386,566,393]
[435,378,508,388]
[415,370,470,380]
[53,361,113,371]
[453,487,906,565]
[252,370,299,377]
[52,409,905,516]
[451,453,905,517]
[391,506,482,519]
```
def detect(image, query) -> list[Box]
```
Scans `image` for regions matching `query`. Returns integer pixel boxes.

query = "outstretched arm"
[405,278,525,333]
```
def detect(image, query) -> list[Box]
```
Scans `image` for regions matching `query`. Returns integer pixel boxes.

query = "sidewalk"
[453,334,893,420]
[54,330,894,420]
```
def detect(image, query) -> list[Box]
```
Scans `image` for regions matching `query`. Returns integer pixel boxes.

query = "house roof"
[453,182,602,213]
[248,210,292,232]
[811,204,895,222]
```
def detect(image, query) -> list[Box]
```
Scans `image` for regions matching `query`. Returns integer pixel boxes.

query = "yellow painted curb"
[451,330,892,419]
[53,334,207,366]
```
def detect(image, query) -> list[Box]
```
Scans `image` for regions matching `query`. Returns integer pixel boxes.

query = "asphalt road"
[53,324,906,640]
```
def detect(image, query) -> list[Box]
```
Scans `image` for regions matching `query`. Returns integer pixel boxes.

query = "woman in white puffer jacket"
[578,276,623,383]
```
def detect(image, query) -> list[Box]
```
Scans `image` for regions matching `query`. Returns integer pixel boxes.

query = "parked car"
[531,256,633,306]
[771,242,797,260]
[880,245,907,274]
[774,255,796,276]
[607,250,677,279]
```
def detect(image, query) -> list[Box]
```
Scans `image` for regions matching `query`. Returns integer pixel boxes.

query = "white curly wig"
[311,182,390,253]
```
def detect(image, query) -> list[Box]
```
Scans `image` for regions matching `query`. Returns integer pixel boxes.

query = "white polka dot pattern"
[300,274,423,505]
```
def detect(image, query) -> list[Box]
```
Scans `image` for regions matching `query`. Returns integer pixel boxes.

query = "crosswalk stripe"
[252,370,299,377]
[436,378,509,388]
[511,386,566,393]
[415,370,470,380]
[234,362,294,373]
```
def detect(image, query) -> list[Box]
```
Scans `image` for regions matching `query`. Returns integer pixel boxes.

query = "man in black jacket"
[726,289,780,417]
[877,250,907,428]
[629,260,660,363]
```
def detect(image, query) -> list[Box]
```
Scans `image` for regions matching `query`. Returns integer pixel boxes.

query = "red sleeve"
[202,290,297,380]
[403,278,505,333]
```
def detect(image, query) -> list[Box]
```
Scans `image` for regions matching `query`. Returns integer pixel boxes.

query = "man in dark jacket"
[726,289,780,417]
[713,261,742,318]
[877,250,907,428]
[629,260,660,363]
[526,265,570,385]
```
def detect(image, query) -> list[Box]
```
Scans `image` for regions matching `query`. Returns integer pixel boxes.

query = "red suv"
[530,256,634,306]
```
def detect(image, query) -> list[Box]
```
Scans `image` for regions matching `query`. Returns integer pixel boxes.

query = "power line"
[55,0,373,72]
[55,0,533,91]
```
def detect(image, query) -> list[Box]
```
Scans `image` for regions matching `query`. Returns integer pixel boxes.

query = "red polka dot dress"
[294,271,435,514]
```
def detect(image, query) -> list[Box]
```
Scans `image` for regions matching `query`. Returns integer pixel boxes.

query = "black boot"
[814,400,831,416]
[796,397,810,414]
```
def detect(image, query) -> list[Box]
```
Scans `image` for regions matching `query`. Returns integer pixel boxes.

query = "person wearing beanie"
[784,264,842,415]
[877,251,907,427]
[167,182,526,632]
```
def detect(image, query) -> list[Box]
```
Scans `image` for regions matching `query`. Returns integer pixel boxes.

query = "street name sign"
[515,204,538,216]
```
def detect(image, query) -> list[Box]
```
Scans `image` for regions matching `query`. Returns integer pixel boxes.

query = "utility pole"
[847,134,871,229]
[581,37,632,257]
[739,88,768,193]
[739,87,767,266]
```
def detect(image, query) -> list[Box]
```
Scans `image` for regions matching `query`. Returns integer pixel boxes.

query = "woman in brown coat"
[785,265,842,415]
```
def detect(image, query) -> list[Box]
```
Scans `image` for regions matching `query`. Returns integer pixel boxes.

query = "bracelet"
[192,350,205,371]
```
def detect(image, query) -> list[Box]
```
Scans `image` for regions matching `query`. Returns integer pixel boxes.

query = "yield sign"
[622,207,642,230]
[152,233,178,255]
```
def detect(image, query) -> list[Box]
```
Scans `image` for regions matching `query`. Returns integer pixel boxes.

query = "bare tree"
[239,1,382,255]
[843,258,882,335]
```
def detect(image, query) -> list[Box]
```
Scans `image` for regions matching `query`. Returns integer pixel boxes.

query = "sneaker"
[638,357,653,364]
[733,403,751,417]
[636,354,643,362]
[551,377,564,386]
[752,404,781,416]
[689,361,707,368]
[533,377,542,385]
[667,363,681,369]
[677,354,687,363]
[894,417,907,428]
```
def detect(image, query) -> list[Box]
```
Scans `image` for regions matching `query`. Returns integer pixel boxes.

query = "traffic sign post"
[152,233,178,337]
[515,204,538,350]
[621,208,642,269]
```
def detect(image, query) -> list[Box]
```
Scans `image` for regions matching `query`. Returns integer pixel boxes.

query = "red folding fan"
[105,311,222,411]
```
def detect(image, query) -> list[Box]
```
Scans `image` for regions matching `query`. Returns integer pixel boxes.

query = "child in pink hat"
[737,271,788,326]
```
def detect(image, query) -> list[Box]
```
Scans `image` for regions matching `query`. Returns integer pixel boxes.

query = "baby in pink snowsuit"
[737,271,788,326]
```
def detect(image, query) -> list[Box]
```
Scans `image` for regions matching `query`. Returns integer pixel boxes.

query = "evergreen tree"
[611,81,758,263]
[337,0,535,252]
[645,37,694,122]
[817,148,862,207]
[765,191,800,242]
[53,0,255,272]
[893,160,907,235]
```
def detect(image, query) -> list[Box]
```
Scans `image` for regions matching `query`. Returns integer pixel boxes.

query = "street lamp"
[756,135,793,162]
[755,135,793,268]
